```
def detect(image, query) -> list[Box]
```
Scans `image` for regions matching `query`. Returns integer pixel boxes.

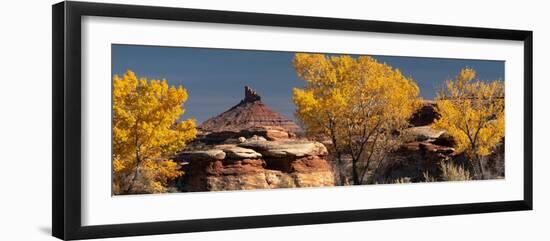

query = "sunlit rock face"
[198,86,302,136]
[178,86,333,191]
[179,139,334,192]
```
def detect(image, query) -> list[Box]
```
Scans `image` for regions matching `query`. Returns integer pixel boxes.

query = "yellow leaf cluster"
[112,70,197,194]
[292,53,420,184]
[433,68,504,158]
[293,53,420,141]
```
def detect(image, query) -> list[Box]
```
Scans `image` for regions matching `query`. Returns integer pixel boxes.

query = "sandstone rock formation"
[219,145,262,159]
[198,86,302,136]
[238,140,328,158]
[176,86,335,191]
[373,141,456,183]
[373,100,504,182]
[403,125,445,141]
[371,102,458,182]
[409,100,439,126]
[179,139,334,192]
[199,126,295,144]
[179,149,226,161]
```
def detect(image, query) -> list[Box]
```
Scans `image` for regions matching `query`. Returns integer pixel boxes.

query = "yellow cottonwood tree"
[112,70,197,194]
[292,53,420,185]
[433,68,504,179]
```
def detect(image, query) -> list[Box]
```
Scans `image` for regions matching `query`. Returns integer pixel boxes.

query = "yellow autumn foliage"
[112,70,197,194]
[292,53,420,184]
[433,68,504,178]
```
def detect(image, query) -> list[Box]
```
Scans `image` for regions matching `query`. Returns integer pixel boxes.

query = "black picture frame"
[52,1,533,240]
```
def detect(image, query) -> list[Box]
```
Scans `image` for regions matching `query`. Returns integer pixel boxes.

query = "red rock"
[199,86,302,134]
[401,141,454,154]
[291,156,333,173]
[181,143,335,192]
[249,126,291,140]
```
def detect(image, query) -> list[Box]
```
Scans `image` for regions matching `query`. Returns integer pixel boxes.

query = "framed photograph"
[52,1,533,240]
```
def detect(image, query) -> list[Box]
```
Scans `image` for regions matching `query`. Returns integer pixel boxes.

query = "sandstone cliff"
[178,139,334,191]
[177,86,333,191]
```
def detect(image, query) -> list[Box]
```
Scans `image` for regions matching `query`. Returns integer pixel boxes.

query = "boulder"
[433,132,456,147]
[401,142,455,155]
[179,149,226,161]
[238,140,328,158]
[409,101,440,126]
[247,126,291,140]
[220,146,262,159]
[247,135,267,142]
[264,128,290,140]
[404,126,445,141]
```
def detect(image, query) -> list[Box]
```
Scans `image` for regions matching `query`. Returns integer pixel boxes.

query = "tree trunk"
[352,159,360,185]
[125,148,142,193]
[477,155,486,180]
[125,166,140,193]
[336,152,347,185]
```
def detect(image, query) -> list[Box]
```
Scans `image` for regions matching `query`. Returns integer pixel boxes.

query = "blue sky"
[112,44,504,123]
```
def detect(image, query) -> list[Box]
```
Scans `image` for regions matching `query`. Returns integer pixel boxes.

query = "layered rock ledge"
[179,139,334,192]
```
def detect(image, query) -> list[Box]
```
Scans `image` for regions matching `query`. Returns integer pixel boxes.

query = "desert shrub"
[440,162,472,181]
[375,176,412,184]
[392,177,412,184]
[422,171,437,182]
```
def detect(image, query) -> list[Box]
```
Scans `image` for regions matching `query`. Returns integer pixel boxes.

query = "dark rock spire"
[244,86,261,102]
